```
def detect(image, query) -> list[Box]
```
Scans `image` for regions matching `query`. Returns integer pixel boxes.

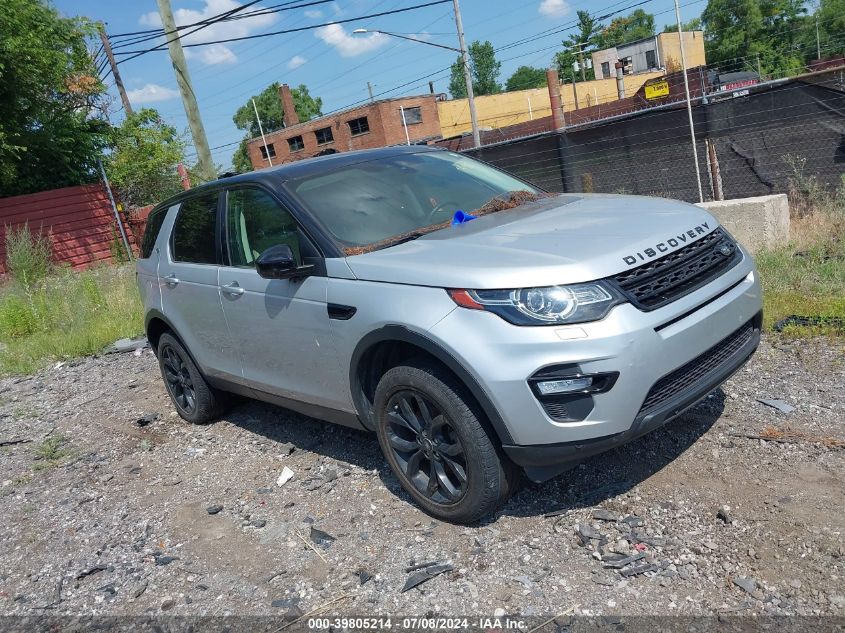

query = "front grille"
[638,319,755,415]
[609,228,741,310]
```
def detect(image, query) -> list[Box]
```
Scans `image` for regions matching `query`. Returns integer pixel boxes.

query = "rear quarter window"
[171,192,220,264]
[140,204,172,259]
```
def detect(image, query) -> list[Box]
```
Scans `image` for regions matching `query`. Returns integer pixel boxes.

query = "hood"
[343,194,721,289]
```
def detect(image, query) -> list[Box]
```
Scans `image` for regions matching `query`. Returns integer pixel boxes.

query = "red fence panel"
[0,184,137,275]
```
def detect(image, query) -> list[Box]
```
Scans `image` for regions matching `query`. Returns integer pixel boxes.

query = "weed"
[12,405,37,419]
[33,434,74,469]
[139,439,154,452]
[4,224,52,289]
[109,223,130,265]
[758,157,845,336]
[0,265,143,375]
[0,294,39,338]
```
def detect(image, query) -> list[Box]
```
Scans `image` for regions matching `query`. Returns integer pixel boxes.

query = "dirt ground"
[1,335,843,622]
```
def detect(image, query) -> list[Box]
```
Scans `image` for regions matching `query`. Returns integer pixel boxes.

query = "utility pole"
[815,14,821,59]
[367,81,374,101]
[156,0,216,182]
[452,0,480,148]
[98,23,134,116]
[577,42,587,82]
[674,0,704,203]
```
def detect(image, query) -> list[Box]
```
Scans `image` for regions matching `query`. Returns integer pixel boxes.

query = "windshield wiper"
[383,231,425,248]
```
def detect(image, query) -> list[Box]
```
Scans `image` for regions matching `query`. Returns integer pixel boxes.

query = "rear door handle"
[163,274,180,287]
[221,282,244,297]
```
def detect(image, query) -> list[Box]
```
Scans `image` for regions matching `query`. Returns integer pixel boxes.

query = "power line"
[114,0,453,62]
[183,0,842,164]
[108,0,337,50]
[114,0,265,66]
[183,0,682,158]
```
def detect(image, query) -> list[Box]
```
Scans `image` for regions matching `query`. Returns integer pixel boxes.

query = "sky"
[55,0,695,169]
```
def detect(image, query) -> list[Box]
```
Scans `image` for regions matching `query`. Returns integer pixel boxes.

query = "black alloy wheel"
[161,344,196,414]
[373,359,519,523]
[384,389,468,504]
[155,332,227,424]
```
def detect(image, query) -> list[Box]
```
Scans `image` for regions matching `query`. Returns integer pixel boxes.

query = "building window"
[645,49,657,69]
[315,127,334,145]
[348,116,370,136]
[259,143,276,160]
[401,106,422,125]
[287,136,305,152]
[601,61,610,78]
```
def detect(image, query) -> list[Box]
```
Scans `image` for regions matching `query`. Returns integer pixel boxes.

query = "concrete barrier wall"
[697,194,790,254]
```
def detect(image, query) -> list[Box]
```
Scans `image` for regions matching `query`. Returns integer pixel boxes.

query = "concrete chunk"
[697,194,789,254]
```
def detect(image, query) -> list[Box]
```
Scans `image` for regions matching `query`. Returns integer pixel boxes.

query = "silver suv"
[137,146,762,523]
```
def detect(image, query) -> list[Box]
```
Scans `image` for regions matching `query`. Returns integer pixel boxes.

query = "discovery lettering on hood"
[622,222,711,266]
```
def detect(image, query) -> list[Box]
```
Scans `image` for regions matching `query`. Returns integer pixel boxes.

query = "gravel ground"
[1,335,843,621]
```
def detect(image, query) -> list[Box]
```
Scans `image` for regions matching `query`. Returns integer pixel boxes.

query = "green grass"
[0,265,144,375]
[757,248,845,334]
[755,175,845,337]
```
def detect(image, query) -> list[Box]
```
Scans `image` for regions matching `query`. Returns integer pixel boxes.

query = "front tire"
[157,333,227,424]
[373,359,516,524]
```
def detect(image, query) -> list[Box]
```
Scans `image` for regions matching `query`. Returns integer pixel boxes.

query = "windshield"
[287,151,540,251]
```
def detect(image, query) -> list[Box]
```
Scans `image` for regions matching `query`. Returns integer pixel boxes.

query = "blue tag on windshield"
[451,210,477,225]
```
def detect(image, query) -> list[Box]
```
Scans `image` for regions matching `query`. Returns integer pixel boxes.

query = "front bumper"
[503,311,760,481]
[426,253,762,480]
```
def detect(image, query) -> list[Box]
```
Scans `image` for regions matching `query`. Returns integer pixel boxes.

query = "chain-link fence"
[464,68,845,204]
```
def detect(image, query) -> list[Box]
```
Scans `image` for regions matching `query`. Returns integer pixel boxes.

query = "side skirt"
[206,376,367,431]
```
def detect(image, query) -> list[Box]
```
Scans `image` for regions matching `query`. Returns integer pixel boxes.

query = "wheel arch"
[349,325,514,445]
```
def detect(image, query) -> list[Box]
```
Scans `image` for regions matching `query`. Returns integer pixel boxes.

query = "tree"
[104,108,186,209]
[701,0,807,76]
[233,83,322,138]
[231,83,322,172]
[594,9,656,49]
[663,17,702,32]
[505,66,548,91]
[814,0,844,57]
[555,10,600,82]
[449,41,501,98]
[0,0,109,196]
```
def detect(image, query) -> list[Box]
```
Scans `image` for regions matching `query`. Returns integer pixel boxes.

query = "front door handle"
[221,282,245,297]
[163,274,180,287]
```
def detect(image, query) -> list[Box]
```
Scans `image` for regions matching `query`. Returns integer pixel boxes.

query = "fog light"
[536,376,593,395]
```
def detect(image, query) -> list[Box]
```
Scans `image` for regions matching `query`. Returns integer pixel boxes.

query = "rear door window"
[171,192,220,264]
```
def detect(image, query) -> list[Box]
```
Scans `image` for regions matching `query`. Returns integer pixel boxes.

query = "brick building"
[246,84,443,169]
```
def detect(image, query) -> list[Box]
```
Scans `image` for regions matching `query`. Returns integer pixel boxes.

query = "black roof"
[232,145,441,185]
[152,145,444,211]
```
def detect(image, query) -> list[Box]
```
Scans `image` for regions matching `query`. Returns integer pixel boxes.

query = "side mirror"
[255,244,313,280]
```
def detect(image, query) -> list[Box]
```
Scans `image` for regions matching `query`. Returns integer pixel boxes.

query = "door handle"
[163,274,180,287]
[222,282,244,296]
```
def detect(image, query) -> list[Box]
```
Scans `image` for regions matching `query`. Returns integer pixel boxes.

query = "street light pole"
[452,0,480,148]
[674,0,704,203]
[352,12,481,148]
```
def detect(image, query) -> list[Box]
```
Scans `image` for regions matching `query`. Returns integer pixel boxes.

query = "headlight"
[448,282,622,325]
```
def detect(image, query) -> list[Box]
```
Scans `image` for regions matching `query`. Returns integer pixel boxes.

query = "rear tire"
[373,358,517,524]
[157,333,227,424]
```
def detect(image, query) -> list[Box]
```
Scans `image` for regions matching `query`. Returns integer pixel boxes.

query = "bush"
[4,224,52,288]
